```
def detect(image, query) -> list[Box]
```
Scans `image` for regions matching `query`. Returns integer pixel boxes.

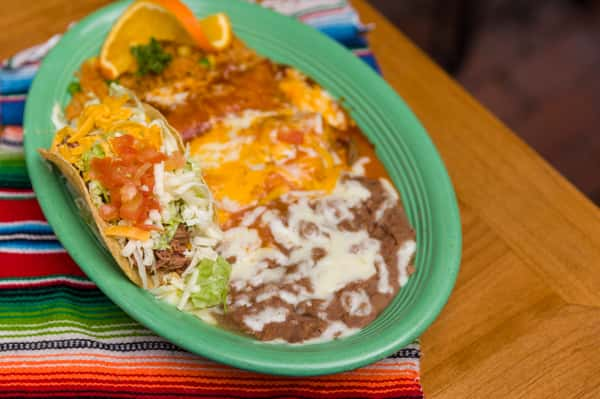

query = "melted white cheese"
[351,157,370,176]
[220,110,277,134]
[303,321,359,344]
[309,231,379,298]
[341,289,373,317]
[221,227,262,280]
[221,177,415,342]
[375,178,400,220]
[241,206,266,226]
[145,88,189,109]
[243,307,289,332]
[397,239,417,286]
[376,255,393,294]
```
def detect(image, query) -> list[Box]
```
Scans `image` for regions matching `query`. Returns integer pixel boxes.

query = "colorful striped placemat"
[0,1,423,397]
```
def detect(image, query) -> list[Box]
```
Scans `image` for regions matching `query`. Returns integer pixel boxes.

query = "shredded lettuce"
[80,143,105,172]
[153,222,180,250]
[188,256,231,310]
[153,200,184,250]
[151,256,231,313]
[88,180,110,207]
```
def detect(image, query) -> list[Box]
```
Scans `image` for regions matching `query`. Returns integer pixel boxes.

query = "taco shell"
[38,102,187,288]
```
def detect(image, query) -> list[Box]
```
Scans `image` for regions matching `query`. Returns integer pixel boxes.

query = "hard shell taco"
[40,84,230,316]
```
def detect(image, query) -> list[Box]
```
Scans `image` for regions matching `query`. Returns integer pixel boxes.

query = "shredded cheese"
[50,93,163,172]
[105,225,152,242]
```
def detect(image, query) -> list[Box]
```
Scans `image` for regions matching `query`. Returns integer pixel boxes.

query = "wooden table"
[3,1,599,398]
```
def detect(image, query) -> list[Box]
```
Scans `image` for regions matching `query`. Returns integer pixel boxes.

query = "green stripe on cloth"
[0,154,29,187]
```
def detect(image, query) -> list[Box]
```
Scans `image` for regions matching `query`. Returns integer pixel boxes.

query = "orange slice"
[99,0,231,79]
[198,13,233,51]
[149,0,213,49]
[99,0,199,79]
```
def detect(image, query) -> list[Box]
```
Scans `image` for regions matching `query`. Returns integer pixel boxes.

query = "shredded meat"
[154,225,191,273]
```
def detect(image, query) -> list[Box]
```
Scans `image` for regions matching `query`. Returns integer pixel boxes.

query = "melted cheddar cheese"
[190,110,349,223]
[278,69,349,130]
[52,95,162,174]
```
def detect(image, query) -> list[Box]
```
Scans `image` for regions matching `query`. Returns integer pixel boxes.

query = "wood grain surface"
[2,1,599,398]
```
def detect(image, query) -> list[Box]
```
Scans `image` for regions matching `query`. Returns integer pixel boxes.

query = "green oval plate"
[24,0,461,376]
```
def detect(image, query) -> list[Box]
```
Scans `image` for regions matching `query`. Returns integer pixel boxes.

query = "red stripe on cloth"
[0,252,85,278]
[0,382,425,399]
[353,48,373,56]
[0,94,27,103]
[0,188,34,195]
[0,199,45,222]
[1,125,24,141]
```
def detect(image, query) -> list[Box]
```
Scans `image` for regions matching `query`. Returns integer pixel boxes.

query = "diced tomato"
[164,152,185,171]
[98,204,119,221]
[120,183,138,202]
[119,193,144,222]
[111,134,135,156]
[89,134,172,228]
[137,146,166,164]
[134,163,152,182]
[89,157,111,181]
[144,196,160,211]
[109,188,122,206]
[140,173,155,191]
[277,130,304,145]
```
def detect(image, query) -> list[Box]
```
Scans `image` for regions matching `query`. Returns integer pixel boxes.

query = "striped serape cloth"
[0,1,423,398]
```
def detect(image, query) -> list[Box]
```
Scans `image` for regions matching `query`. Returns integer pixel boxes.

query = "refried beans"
[217,175,416,343]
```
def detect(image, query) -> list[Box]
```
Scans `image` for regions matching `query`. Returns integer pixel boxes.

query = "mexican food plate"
[24,0,461,376]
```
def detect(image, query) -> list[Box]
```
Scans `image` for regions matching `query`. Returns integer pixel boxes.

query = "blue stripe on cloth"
[0,222,54,236]
[341,35,370,50]
[0,239,64,253]
[316,25,362,45]
[356,53,381,74]
[0,95,26,126]
[0,64,39,95]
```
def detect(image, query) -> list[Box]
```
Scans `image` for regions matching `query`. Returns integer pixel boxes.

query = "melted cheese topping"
[222,178,380,294]
[341,289,373,317]
[243,307,289,332]
[190,110,348,223]
[279,69,348,130]
[397,240,417,286]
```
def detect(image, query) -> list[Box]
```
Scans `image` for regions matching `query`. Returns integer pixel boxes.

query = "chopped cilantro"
[67,81,81,96]
[198,57,211,68]
[130,38,172,76]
